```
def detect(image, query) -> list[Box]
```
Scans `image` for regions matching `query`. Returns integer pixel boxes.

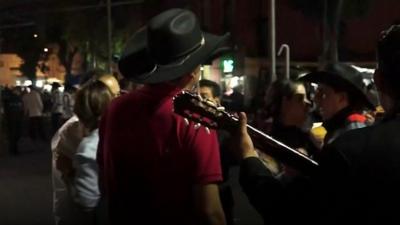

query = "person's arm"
[71,134,101,211]
[193,184,226,225]
[55,153,74,182]
[52,118,83,182]
[235,113,288,224]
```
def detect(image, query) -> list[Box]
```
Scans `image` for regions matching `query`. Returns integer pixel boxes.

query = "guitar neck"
[228,116,318,174]
[171,91,318,174]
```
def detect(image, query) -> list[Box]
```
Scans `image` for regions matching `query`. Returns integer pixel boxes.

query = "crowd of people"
[0,82,77,155]
[1,7,400,225]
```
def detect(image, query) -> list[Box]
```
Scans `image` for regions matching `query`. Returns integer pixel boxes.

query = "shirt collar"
[323,106,354,133]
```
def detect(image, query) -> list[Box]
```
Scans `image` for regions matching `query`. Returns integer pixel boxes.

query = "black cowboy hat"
[118,8,230,84]
[298,63,375,109]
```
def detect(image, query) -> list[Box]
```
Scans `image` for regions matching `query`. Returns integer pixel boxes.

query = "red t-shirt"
[97,84,222,225]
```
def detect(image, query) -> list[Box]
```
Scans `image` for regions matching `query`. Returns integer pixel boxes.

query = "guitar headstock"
[173,91,235,130]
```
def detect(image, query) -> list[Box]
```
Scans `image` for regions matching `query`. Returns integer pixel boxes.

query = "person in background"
[98,9,229,225]
[62,84,77,122]
[199,79,236,225]
[22,85,46,143]
[51,73,120,225]
[255,79,318,179]
[299,63,375,147]
[70,76,120,224]
[236,25,400,225]
[51,82,64,134]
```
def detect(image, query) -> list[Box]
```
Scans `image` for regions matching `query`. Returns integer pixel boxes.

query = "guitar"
[173,91,319,174]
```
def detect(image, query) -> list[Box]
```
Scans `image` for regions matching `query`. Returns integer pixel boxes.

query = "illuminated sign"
[222,58,234,73]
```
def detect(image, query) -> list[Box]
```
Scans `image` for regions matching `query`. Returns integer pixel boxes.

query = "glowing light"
[36,80,44,88]
[43,84,52,92]
[229,76,240,88]
[24,80,32,86]
[223,59,234,73]
[44,48,49,52]
[33,34,38,38]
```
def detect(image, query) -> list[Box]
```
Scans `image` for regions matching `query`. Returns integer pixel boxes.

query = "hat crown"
[147,9,203,64]
[324,63,363,84]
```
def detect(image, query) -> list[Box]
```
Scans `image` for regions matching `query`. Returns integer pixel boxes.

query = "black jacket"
[240,115,400,225]
[322,107,367,145]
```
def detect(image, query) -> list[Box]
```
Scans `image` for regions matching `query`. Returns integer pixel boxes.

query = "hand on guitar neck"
[233,112,259,160]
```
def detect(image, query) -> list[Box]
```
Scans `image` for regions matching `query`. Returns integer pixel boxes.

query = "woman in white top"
[52,74,119,225]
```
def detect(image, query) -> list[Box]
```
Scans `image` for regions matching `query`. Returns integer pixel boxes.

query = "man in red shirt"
[97,8,229,225]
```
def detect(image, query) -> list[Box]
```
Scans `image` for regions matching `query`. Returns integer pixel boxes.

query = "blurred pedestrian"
[51,82,64,134]
[22,85,45,142]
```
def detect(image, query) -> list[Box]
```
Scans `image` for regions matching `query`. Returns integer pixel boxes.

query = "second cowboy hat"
[118,8,230,84]
[298,63,375,109]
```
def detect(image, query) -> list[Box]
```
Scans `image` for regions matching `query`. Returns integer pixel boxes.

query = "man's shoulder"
[327,119,400,157]
[108,91,138,111]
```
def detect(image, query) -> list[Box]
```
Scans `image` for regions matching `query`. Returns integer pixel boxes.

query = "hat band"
[138,36,205,81]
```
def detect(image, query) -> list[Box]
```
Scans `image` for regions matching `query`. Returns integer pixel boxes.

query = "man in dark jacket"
[236,25,400,225]
[299,63,376,146]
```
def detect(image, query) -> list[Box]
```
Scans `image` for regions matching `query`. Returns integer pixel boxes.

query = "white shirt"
[62,92,75,119]
[71,129,101,209]
[51,116,91,225]
[52,90,64,114]
[22,89,43,117]
[51,115,83,159]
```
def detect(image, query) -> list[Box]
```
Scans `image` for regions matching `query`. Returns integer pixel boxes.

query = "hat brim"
[298,71,376,109]
[118,30,230,84]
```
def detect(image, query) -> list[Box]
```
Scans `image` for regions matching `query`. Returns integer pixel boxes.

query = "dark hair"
[74,80,113,131]
[265,79,304,119]
[199,79,221,98]
[377,25,400,97]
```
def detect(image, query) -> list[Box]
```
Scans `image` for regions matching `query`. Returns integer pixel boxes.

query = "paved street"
[0,137,53,225]
[0,122,262,225]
